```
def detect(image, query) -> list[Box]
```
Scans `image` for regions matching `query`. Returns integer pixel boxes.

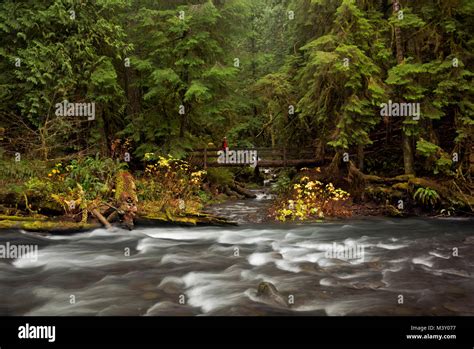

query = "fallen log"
[224,185,244,199]
[91,208,112,230]
[0,214,48,222]
[0,218,100,233]
[230,183,257,198]
[136,212,238,226]
[362,174,415,184]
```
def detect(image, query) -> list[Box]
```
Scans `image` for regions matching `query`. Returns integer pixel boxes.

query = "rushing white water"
[0,191,473,316]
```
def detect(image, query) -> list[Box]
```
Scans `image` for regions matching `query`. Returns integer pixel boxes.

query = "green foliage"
[0,0,131,159]
[257,0,473,177]
[138,156,206,213]
[416,139,453,175]
[413,187,440,207]
[388,8,426,29]
[0,158,48,182]
[290,0,388,151]
[416,139,440,158]
[197,190,211,203]
[0,0,472,185]
[63,156,128,200]
[206,168,234,186]
[120,0,250,156]
[271,171,292,195]
[24,178,53,195]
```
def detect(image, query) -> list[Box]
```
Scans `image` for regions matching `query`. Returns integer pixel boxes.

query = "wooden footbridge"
[189,147,327,168]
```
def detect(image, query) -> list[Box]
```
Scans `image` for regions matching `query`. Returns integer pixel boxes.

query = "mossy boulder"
[384,204,404,217]
[256,282,287,307]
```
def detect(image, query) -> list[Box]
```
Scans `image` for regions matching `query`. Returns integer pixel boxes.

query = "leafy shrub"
[64,156,127,200]
[206,168,234,186]
[197,190,211,203]
[45,155,128,201]
[271,170,293,194]
[138,154,206,213]
[273,174,351,221]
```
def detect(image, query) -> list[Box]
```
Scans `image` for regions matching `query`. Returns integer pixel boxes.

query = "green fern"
[413,187,440,207]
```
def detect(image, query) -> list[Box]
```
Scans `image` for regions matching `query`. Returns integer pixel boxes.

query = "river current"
[0,192,473,316]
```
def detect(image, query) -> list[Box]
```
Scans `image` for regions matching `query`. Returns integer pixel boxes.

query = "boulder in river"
[464,236,474,244]
[256,281,288,308]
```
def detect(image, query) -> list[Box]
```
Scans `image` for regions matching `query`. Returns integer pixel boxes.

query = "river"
[0,192,473,316]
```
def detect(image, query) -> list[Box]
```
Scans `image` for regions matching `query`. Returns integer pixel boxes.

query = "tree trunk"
[393,1,404,64]
[327,151,342,179]
[101,107,112,157]
[179,113,186,138]
[39,126,49,161]
[91,208,112,230]
[357,144,364,171]
[402,134,415,175]
[269,112,275,149]
[393,0,415,175]
[179,101,189,139]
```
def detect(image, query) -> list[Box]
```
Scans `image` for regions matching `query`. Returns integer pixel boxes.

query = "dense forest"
[0,0,473,229]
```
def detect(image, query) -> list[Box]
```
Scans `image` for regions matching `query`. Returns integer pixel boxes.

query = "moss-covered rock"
[392,182,410,191]
[384,204,404,217]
